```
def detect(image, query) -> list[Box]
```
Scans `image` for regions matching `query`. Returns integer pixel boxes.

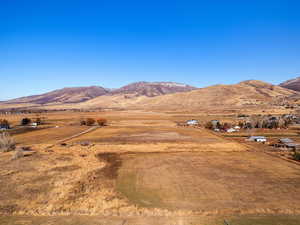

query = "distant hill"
[279,77,300,92]
[110,82,197,97]
[1,82,196,108]
[1,80,297,111]
[116,80,296,111]
[7,86,109,104]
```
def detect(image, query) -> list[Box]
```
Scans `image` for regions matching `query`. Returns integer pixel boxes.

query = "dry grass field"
[1,110,300,225]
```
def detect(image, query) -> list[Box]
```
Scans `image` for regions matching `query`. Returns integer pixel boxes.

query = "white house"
[226,128,237,133]
[247,136,267,142]
[186,119,199,126]
[31,122,38,127]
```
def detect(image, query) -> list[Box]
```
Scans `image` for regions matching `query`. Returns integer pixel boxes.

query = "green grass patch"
[116,171,164,208]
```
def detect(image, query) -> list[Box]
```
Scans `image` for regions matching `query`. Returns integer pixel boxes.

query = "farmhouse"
[234,125,241,130]
[247,136,267,142]
[226,128,237,133]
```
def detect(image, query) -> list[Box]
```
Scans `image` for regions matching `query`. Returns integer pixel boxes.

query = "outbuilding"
[279,138,294,144]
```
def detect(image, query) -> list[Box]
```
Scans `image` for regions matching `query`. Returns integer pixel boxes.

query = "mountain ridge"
[0,79,298,111]
[279,77,300,92]
[4,81,197,105]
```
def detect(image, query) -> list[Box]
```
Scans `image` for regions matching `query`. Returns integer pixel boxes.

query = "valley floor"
[1,110,300,224]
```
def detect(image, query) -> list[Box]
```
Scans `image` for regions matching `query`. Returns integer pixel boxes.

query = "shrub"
[86,118,95,126]
[80,119,86,126]
[0,133,16,152]
[97,118,107,126]
[0,119,10,129]
[12,148,24,160]
[205,121,213,129]
[293,152,300,161]
[21,118,31,126]
[35,117,42,125]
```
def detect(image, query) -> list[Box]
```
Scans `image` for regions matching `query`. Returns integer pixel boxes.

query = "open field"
[2,215,300,225]
[1,110,300,224]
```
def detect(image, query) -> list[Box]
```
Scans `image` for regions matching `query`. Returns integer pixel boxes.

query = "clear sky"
[0,0,300,100]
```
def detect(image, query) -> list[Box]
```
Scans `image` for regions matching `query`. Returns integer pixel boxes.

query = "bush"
[35,117,42,125]
[293,152,300,161]
[0,133,16,152]
[80,119,86,126]
[97,118,107,126]
[21,118,31,126]
[86,118,95,126]
[205,121,213,129]
[0,119,10,129]
[12,148,24,160]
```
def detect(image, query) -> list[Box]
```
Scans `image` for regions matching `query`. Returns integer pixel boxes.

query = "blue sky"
[0,0,300,100]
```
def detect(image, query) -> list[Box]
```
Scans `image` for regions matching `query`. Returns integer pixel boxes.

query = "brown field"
[1,110,300,225]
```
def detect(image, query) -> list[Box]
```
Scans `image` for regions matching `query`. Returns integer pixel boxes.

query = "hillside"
[279,77,300,92]
[6,86,109,104]
[114,80,296,111]
[0,80,296,111]
[0,82,197,109]
[110,82,197,97]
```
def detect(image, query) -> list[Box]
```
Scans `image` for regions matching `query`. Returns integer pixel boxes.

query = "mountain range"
[1,78,299,111]
[279,77,300,92]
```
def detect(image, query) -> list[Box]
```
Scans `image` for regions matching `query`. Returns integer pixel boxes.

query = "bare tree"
[0,133,16,152]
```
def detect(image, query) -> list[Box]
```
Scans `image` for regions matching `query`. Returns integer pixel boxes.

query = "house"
[186,119,199,126]
[226,128,237,133]
[247,136,267,142]
[234,125,241,130]
[31,122,38,127]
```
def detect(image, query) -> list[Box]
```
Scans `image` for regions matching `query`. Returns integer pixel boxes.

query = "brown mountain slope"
[1,80,296,111]
[279,77,300,92]
[123,80,296,110]
[74,82,196,109]
[7,86,109,104]
[75,80,296,110]
[110,82,197,97]
[4,82,196,105]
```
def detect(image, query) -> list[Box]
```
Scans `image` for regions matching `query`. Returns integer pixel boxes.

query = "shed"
[285,143,300,150]
[279,138,294,144]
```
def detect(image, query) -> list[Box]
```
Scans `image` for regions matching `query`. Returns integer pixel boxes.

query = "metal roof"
[279,138,293,143]
[249,136,266,139]
[285,143,300,147]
